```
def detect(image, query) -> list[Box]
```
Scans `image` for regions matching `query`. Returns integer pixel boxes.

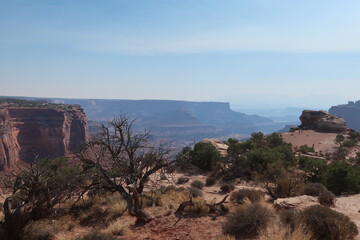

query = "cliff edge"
[0,99,88,170]
[329,101,360,132]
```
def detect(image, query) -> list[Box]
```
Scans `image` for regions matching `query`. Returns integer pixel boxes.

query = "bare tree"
[74,114,174,222]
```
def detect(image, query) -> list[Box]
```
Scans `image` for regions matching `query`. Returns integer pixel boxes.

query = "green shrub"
[318,190,335,207]
[191,180,204,189]
[303,182,327,196]
[220,183,235,193]
[343,139,358,148]
[222,203,271,239]
[205,175,217,186]
[299,157,327,182]
[175,146,192,170]
[321,161,360,195]
[77,231,118,240]
[230,189,263,204]
[349,131,360,140]
[190,142,221,171]
[301,205,358,240]
[265,133,284,148]
[261,165,305,199]
[299,144,315,154]
[177,177,189,184]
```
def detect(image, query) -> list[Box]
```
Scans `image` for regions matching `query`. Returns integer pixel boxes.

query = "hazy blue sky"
[0,0,359,105]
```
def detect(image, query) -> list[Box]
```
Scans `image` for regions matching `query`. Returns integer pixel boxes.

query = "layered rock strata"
[0,106,87,170]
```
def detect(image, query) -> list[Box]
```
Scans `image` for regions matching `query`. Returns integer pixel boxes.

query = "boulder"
[274,195,319,210]
[300,110,346,132]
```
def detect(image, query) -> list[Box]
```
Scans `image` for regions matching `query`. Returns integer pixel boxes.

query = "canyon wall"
[0,106,87,170]
[329,101,360,132]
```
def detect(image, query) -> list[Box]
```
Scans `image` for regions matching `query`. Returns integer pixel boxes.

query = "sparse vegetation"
[230,188,263,204]
[191,180,204,189]
[220,183,235,193]
[189,187,203,197]
[318,190,335,206]
[301,205,358,240]
[177,177,190,184]
[299,144,315,154]
[205,175,217,186]
[222,203,271,239]
[303,182,327,196]
[75,114,174,223]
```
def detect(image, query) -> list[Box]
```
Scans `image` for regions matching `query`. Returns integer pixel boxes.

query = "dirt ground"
[281,130,338,154]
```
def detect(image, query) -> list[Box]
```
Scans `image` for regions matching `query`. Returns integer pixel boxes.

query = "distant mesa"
[8,97,282,144]
[329,100,360,132]
[298,110,347,132]
[0,98,88,170]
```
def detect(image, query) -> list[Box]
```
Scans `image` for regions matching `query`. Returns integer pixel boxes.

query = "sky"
[0,0,359,107]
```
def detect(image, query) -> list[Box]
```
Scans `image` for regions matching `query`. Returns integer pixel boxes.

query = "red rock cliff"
[0,106,87,169]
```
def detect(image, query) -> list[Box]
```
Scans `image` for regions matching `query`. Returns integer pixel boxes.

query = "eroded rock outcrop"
[299,110,347,132]
[0,104,87,170]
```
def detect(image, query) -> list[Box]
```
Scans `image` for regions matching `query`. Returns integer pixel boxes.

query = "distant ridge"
[0,96,288,145]
[329,101,360,132]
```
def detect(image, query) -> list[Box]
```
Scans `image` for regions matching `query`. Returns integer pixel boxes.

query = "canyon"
[0,100,87,169]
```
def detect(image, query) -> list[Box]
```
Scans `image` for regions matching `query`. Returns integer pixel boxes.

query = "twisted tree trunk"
[126,184,153,223]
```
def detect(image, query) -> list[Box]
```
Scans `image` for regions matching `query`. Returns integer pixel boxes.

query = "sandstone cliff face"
[299,110,346,132]
[329,101,360,132]
[0,107,87,170]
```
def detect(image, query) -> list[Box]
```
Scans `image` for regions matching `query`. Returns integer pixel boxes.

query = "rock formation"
[329,101,360,132]
[0,101,87,170]
[299,110,347,132]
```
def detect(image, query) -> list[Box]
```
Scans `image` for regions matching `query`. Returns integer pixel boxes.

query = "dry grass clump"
[148,186,191,215]
[301,205,358,240]
[303,182,327,196]
[278,209,301,232]
[23,219,60,240]
[71,192,127,225]
[76,231,118,240]
[259,221,312,240]
[222,203,272,239]
[191,180,205,189]
[230,188,264,205]
[318,190,335,206]
[206,175,217,186]
[104,219,131,236]
[177,177,190,184]
[189,187,203,197]
[220,183,235,193]
[186,199,209,215]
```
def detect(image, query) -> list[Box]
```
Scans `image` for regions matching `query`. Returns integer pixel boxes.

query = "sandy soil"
[281,130,338,154]
[335,194,360,240]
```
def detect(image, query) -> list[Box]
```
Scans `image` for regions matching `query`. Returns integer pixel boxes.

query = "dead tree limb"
[206,195,229,213]
[175,197,194,213]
